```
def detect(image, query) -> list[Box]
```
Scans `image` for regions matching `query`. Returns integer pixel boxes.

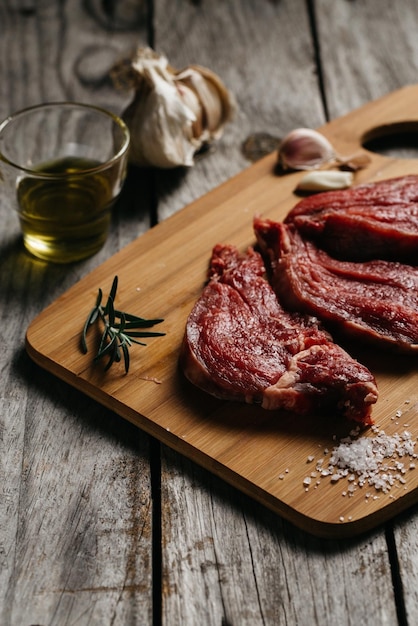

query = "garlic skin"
[176,65,233,141]
[278,128,336,171]
[296,170,353,192]
[336,152,371,171]
[111,47,235,169]
[121,61,198,168]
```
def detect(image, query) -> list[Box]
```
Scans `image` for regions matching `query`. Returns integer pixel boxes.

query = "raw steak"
[254,217,418,353]
[180,243,378,424]
[285,175,418,262]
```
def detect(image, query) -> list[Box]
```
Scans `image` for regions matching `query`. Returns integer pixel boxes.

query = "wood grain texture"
[154,0,418,621]
[394,508,418,624]
[161,448,397,626]
[0,1,156,624]
[2,0,418,625]
[316,2,418,624]
[153,0,326,220]
[316,0,418,118]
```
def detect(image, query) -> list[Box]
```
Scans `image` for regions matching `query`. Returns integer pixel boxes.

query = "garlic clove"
[176,65,236,140]
[175,79,204,141]
[278,128,336,171]
[296,170,353,192]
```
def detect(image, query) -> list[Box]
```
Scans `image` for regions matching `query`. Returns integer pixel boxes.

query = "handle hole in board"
[362,122,418,159]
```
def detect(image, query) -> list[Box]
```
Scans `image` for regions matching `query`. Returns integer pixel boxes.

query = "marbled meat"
[254,216,418,353]
[285,175,418,262]
[180,243,378,424]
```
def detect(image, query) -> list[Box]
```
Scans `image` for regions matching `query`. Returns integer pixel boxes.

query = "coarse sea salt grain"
[302,425,417,496]
[303,477,312,489]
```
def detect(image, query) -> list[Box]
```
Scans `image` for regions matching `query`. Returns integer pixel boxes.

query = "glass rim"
[0,101,130,176]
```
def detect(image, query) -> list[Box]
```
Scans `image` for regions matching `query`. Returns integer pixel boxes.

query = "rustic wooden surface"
[1,1,418,624]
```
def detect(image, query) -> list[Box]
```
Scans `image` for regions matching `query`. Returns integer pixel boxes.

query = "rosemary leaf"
[119,318,165,329]
[127,330,166,338]
[121,342,130,373]
[81,307,99,353]
[107,296,116,327]
[81,275,165,373]
[114,311,164,324]
[97,332,117,359]
[95,288,103,308]
[109,276,118,303]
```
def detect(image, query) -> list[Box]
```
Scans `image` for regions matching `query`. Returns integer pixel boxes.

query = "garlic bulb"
[278,128,335,171]
[111,47,235,168]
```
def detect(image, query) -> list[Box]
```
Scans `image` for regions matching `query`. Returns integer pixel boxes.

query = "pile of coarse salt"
[302,420,418,499]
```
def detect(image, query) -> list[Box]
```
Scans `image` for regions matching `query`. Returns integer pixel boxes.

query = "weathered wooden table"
[2,1,418,624]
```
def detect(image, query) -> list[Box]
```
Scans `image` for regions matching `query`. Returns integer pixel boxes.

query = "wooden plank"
[317,2,418,624]
[154,0,326,220]
[0,1,155,624]
[394,510,418,623]
[155,2,392,623]
[316,0,418,117]
[157,0,418,623]
[25,81,418,540]
[161,449,397,625]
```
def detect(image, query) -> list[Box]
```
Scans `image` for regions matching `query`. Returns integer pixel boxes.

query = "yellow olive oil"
[17,156,120,263]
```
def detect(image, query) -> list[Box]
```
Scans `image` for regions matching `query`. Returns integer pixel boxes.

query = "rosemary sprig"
[81,276,165,373]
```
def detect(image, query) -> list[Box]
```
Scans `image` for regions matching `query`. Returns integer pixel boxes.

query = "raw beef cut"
[285,175,418,262]
[254,217,418,353]
[180,243,378,424]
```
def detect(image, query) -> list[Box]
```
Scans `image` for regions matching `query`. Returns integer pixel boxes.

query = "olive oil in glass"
[17,156,120,263]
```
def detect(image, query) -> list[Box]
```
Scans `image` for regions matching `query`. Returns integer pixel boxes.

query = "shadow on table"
[12,346,148,456]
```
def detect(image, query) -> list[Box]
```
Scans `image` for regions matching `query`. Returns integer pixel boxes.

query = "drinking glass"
[0,102,130,263]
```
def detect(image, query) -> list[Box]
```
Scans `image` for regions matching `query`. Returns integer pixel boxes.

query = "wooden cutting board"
[26,86,418,538]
